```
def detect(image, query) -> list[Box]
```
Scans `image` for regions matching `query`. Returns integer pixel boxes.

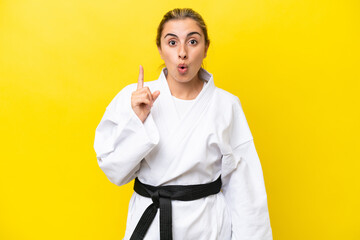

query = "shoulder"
[118,79,160,95]
[214,88,253,147]
[116,78,161,97]
[214,87,244,112]
[106,79,161,112]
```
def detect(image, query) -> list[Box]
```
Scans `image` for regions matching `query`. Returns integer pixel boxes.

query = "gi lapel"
[152,68,216,181]
[168,67,215,143]
[151,68,181,144]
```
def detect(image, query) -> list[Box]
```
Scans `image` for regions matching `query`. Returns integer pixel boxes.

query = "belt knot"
[151,189,171,208]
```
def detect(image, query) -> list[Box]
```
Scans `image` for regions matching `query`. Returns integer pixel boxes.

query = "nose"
[178,44,187,60]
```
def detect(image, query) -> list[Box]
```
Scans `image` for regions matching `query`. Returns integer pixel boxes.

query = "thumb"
[152,90,160,102]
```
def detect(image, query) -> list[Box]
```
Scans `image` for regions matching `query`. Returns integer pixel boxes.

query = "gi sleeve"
[93,84,160,186]
[221,97,273,240]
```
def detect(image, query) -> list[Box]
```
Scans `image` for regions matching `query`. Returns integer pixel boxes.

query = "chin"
[176,73,197,83]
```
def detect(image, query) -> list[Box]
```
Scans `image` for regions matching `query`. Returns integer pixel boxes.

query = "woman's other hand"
[131,65,160,123]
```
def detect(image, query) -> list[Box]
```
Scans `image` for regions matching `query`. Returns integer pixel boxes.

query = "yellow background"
[1,0,359,239]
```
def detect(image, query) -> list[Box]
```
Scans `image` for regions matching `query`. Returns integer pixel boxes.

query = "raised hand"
[131,65,160,123]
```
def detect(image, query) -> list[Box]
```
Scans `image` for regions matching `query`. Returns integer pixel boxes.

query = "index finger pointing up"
[137,65,144,89]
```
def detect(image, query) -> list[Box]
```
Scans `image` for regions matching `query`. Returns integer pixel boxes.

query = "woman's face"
[158,18,209,84]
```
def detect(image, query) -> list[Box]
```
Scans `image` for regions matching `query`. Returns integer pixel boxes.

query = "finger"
[152,91,160,102]
[145,87,154,103]
[132,88,152,104]
[138,91,152,102]
[133,96,150,106]
[139,87,153,105]
[140,98,152,107]
[137,65,144,90]
[146,91,154,106]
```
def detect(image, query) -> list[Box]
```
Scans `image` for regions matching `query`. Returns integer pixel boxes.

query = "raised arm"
[94,66,160,186]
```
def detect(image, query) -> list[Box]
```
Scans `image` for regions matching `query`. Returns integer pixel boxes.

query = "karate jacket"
[94,68,273,240]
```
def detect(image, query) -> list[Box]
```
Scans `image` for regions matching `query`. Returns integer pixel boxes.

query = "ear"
[158,46,163,60]
[204,43,210,58]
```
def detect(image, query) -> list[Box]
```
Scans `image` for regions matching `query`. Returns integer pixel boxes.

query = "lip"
[178,64,188,74]
[178,63,188,68]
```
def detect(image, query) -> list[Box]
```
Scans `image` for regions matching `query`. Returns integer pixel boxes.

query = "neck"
[166,71,204,100]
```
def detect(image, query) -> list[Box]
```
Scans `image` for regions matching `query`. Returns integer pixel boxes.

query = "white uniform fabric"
[94,68,273,240]
[172,95,196,119]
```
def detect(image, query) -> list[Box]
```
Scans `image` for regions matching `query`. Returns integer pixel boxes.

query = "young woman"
[94,8,273,240]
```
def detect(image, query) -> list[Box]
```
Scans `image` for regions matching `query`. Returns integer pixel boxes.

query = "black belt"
[129,176,222,240]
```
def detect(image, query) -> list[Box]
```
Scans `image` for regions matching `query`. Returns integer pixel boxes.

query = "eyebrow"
[164,32,202,39]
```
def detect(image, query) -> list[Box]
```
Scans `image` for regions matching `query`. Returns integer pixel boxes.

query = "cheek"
[193,49,206,61]
[163,51,177,62]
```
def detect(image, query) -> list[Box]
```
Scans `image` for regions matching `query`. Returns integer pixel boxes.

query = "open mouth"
[178,64,188,72]
[178,65,188,73]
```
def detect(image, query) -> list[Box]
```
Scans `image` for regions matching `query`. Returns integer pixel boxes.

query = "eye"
[168,40,176,46]
[189,39,198,45]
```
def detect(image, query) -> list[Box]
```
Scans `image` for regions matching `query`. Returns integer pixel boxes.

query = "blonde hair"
[156,8,210,49]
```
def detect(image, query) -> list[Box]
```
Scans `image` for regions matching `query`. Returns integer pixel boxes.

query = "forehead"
[162,18,203,37]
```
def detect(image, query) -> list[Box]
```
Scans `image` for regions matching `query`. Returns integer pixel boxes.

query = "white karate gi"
[94,68,273,240]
